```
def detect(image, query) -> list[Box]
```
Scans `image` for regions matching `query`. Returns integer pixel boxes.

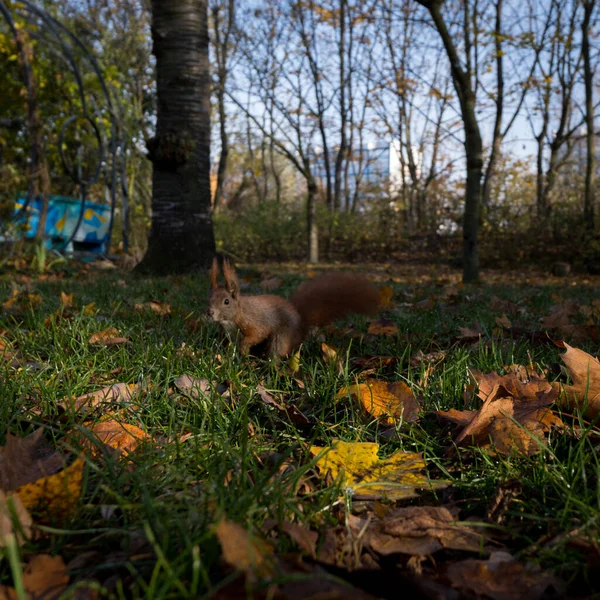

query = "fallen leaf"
[458,322,483,339]
[367,318,399,336]
[321,343,343,374]
[0,491,32,547]
[15,458,84,517]
[337,380,419,425]
[279,521,318,559]
[495,314,512,329]
[556,341,600,420]
[436,408,478,428]
[0,428,64,490]
[214,519,273,577]
[70,383,139,412]
[443,552,562,600]
[22,554,69,599]
[490,296,520,315]
[88,328,129,346]
[81,420,149,456]
[3,288,42,313]
[378,285,395,309]
[133,300,171,316]
[310,441,447,501]
[173,374,211,398]
[82,301,97,316]
[348,505,488,556]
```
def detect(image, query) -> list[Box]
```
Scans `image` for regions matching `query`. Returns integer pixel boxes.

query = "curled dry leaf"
[438,375,562,456]
[556,340,600,420]
[352,355,397,370]
[443,552,562,600]
[310,440,447,501]
[348,505,488,556]
[88,327,130,346]
[337,380,419,425]
[60,291,74,309]
[70,382,139,413]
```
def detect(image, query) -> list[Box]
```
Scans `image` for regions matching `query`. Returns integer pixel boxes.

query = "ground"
[0,257,598,599]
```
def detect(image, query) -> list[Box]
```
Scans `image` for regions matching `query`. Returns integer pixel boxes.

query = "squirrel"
[207,258,381,357]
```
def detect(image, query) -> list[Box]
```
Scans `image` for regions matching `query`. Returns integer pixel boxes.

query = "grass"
[0,259,599,598]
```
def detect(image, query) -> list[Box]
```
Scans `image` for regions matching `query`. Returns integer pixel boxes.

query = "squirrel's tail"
[290,272,381,328]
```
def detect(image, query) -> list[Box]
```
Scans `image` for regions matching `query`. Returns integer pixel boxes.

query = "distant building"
[311,140,415,204]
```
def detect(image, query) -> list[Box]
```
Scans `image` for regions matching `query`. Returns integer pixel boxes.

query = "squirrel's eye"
[224,298,229,305]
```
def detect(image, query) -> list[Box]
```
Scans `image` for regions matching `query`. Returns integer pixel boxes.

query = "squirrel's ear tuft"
[210,257,220,289]
[222,259,239,298]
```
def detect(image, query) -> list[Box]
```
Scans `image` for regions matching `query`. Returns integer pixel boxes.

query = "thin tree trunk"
[138,0,215,274]
[418,0,483,282]
[307,180,319,263]
[582,0,596,229]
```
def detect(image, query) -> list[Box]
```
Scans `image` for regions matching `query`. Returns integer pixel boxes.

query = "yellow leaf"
[15,458,84,518]
[337,380,419,425]
[82,302,96,316]
[310,441,447,501]
[378,286,395,309]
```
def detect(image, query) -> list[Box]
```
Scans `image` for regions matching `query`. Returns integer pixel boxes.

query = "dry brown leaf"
[348,505,487,556]
[337,380,419,425]
[21,554,69,599]
[3,289,42,313]
[0,490,32,547]
[321,343,343,374]
[214,519,274,577]
[436,408,478,428]
[88,328,129,346]
[70,383,139,412]
[444,552,562,600]
[133,300,171,316]
[490,296,520,315]
[556,340,600,420]
[367,318,399,336]
[495,314,512,329]
[458,322,484,338]
[279,521,318,559]
[351,355,397,370]
[474,368,557,403]
[0,428,64,491]
[173,375,211,398]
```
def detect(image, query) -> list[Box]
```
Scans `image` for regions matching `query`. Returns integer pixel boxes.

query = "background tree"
[137,0,215,274]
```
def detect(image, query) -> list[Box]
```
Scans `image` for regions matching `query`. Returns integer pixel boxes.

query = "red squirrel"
[207,258,381,357]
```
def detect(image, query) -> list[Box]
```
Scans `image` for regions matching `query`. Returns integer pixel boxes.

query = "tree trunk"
[137,0,215,275]
[418,0,483,282]
[582,0,596,229]
[307,181,319,263]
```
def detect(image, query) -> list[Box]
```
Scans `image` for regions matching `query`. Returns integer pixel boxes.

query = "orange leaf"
[89,327,130,346]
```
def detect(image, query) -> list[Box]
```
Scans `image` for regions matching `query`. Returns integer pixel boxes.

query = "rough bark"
[137,0,215,275]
